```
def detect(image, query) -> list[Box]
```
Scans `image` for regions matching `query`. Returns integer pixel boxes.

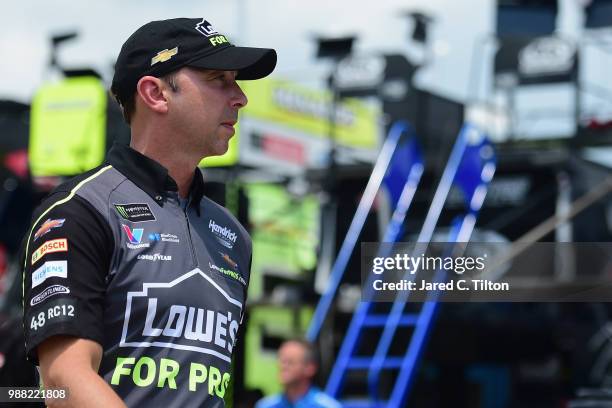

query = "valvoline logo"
[122,225,144,244]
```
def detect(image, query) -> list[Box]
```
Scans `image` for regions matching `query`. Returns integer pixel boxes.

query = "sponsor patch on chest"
[114,203,156,222]
[208,220,237,249]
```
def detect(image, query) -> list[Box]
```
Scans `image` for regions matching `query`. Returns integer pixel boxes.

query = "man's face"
[166,67,248,158]
[278,341,315,387]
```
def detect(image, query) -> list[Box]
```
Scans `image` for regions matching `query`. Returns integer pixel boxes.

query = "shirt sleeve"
[21,191,114,365]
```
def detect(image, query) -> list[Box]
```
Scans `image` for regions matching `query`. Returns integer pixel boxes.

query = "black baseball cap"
[111,18,277,105]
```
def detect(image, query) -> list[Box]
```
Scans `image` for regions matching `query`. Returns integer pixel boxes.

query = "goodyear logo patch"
[114,203,156,223]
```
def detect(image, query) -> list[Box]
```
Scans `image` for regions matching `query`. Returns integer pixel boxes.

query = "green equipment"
[244,305,313,395]
[29,76,107,177]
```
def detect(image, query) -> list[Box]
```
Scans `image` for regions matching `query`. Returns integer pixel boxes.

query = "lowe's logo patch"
[114,203,156,222]
[195,19,218,37]
[120,268,243,363]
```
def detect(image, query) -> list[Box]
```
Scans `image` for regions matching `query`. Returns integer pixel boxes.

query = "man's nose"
[231,83,248,109]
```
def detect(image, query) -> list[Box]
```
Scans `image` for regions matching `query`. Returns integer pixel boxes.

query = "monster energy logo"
[116,206,129,218]
[114,203,156,223]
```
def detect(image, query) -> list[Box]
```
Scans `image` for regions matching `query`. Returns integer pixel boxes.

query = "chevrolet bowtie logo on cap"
[151,47,179,66]
[111,17,277,106]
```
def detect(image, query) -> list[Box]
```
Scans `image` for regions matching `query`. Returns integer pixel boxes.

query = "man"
[21,18,276,407]
[256,340,341,408]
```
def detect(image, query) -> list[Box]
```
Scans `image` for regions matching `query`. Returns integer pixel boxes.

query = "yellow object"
[245,183,319,300]
[151,47,178,66]
[201,78,379,168]
[241,78,378,147]
[29,76,107,177]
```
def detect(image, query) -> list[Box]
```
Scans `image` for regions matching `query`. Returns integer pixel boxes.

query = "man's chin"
[206,141,231,157]
[213,145,230,157]
[280,378,299,387]
[214,133,233,153]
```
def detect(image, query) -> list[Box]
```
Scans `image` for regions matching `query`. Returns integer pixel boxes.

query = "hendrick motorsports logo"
[208,220,237,249]
[120,269,243,363]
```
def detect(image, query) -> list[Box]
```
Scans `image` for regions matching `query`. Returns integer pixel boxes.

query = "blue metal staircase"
[307,120,424,341]
[308,123,496,407]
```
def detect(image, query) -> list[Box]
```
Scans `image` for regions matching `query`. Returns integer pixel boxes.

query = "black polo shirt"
[22,144,251,407]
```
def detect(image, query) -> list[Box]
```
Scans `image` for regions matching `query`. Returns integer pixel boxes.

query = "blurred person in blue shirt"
[255,339,341,408]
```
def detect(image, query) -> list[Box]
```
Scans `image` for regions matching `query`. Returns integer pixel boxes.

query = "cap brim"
[188,46,277,80]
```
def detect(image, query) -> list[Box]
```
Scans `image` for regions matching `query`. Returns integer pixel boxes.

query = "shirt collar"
[106,143,205,210]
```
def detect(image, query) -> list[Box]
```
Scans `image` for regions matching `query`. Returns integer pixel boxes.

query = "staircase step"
[339,399,388,408]
[345,356,403,369]
[362,313,418,327]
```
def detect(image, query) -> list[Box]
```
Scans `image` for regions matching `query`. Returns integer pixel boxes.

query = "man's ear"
[136,76,169,114]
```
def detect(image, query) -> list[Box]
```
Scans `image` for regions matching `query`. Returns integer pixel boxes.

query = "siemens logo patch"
[208,220,237,249]
[114,203,156,222]
[32,260,68,288]
[120,269,242,363]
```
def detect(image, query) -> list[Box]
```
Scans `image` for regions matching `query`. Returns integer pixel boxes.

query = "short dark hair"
[113,71,179,125]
